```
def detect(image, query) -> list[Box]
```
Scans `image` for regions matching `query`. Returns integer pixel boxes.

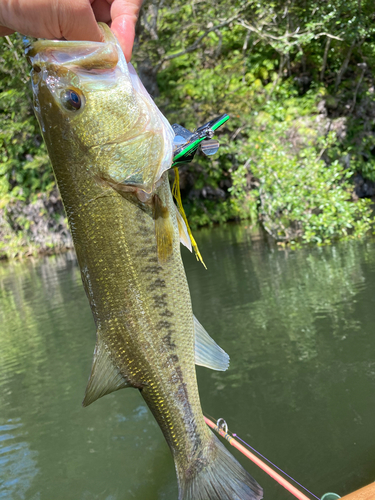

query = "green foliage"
[1,0,375,256]
[0,35,54,206]
[231,127,373,245]
[136,0,375,243]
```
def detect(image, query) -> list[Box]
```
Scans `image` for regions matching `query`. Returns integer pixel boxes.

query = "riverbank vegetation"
[1,0,375,257]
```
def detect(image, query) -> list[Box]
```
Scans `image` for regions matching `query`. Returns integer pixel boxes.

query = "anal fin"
[82,337,132,407]
[194,315,229,371]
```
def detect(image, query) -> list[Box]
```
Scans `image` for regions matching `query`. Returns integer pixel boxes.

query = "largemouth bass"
[27,24,263,500]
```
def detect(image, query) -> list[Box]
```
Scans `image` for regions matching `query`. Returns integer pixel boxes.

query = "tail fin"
[177,434,263,500]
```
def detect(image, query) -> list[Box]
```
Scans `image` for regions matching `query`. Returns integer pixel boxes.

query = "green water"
[1,224,375,500]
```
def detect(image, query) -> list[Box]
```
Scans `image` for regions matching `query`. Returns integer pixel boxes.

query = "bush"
[1,0,375,255]
[230,126,373,245]
[0,35,54,205]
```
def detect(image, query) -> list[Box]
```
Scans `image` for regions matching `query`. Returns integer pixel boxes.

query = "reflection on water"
[1,226,375,499]
[0,253,176,500]
[0,419,38,500]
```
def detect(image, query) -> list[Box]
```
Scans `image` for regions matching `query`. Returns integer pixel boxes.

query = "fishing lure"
[170,114,229,267]
[172,113,229,166]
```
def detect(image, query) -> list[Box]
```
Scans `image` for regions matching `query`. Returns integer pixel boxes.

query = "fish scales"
[46,119,210,464]
[28,23,262,500]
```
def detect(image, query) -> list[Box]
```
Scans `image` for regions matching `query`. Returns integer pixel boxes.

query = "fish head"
[27,23,174,194]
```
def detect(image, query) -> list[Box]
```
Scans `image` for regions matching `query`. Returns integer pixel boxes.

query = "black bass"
[27,24,263,500]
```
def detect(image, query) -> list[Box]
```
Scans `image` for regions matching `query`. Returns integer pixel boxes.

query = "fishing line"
[231,432,320,500]
[204,414,320,500]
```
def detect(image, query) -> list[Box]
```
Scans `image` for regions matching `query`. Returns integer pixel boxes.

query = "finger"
[0,26,15,36]
[91,0,111,23]
[110,15,135,61]
[108,0,143,61]
[0,0,103,42]
[58,0,103,42]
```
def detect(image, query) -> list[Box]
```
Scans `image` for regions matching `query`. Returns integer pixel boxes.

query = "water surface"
[1,225,375,499]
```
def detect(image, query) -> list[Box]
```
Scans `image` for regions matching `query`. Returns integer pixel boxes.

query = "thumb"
[110,0,142,61]
[57,0,103,42]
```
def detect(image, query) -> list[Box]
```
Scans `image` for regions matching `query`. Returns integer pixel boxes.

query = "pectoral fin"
[153,194,174,264]
[82,337,132,407]
[172,168,206,268]
[174,204,192,251]
[194,315,229,371]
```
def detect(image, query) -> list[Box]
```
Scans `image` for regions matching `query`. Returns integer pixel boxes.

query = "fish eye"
[61,89,84,112]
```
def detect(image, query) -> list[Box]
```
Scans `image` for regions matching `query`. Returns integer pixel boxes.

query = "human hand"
[0,0,143,61]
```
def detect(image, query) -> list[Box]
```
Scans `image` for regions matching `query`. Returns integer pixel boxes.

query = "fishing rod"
[204,415,324,500]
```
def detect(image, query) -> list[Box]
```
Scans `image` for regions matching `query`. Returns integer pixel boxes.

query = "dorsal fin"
[82,336,132,407]
[194,315,229,371]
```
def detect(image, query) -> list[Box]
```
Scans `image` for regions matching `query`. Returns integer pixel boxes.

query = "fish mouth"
[26,23,119,73]
[27,23,175,194]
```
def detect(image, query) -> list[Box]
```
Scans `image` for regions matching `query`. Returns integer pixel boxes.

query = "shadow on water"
[1,224,375,499]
